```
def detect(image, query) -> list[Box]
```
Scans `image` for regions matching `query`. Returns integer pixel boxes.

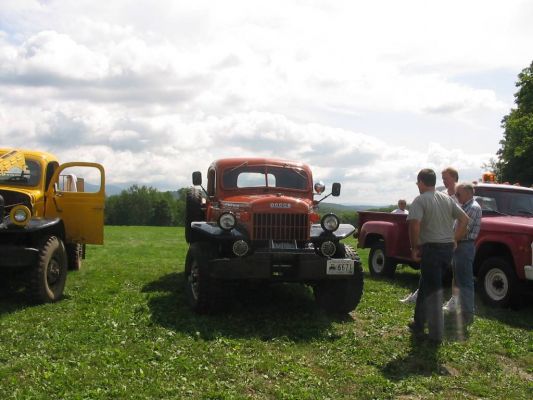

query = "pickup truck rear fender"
[359,221,397,255]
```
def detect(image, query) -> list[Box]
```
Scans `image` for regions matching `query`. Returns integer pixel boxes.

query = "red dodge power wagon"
[356,183,533,307]
[184,158,364,314]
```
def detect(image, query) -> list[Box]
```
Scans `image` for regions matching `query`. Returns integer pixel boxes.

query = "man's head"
[416,169,436,193]
[455,182,475,205]
[441,167,459,191]
[398,199,407,210]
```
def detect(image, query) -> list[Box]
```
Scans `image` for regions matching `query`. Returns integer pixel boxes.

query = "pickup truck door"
[45,162,105,245]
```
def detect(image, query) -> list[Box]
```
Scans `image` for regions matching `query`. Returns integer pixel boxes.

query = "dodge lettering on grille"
[270,203,291,208]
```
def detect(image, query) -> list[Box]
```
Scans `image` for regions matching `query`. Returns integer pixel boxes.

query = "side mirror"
[331,182,341,197]
[192,171,202,186]
[314,181,325,194]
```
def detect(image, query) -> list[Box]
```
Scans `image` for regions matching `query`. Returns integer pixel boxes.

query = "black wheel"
[477,257,518,307]
[184,242,223,313]
[368,241,397,277]
[185,188,205,243]
[66,243,82,271]
[29,236,68,303]
[314,243,364,315]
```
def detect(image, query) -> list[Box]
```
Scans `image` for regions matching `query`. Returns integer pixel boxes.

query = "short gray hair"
[457,182,475,194]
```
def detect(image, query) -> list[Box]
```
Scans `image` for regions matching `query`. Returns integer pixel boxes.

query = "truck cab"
[0,148,105,303]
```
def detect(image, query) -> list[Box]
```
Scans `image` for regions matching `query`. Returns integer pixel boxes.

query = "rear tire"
[29,236,68,303]
[314,244,364,314]
[368,241,397,277]
[185,188,205,243]
[66,243,82,271]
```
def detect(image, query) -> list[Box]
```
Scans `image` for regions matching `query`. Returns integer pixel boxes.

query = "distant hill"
[318,202,390,214]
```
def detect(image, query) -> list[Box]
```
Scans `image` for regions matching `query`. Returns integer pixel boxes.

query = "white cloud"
[0,0,530,204]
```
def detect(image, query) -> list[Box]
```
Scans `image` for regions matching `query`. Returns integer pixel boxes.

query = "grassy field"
[1,226,532,399]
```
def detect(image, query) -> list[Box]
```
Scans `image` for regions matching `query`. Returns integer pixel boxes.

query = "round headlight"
[218,212,236,231]
[10,205,31,226]
[321,213,339,232]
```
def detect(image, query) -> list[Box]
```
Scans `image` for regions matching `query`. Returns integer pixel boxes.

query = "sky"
[1,0,532,204]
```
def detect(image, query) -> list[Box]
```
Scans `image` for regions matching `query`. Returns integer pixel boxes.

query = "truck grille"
[253,213,309,241]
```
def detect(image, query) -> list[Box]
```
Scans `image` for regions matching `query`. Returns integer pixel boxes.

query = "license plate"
[326,259,355,275]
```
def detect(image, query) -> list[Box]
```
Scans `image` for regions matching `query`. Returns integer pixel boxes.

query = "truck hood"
[482,215,533,235]
[220,194,312,213]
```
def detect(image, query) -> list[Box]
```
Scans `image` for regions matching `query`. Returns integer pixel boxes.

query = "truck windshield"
[474,188,533,216]
[0,159,42,187]
[223,165,308,191]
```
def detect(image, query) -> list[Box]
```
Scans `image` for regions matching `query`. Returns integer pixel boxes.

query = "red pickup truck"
[356,183,533,307]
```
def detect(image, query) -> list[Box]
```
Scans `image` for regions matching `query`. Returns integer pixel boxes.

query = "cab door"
[45,162,105,244]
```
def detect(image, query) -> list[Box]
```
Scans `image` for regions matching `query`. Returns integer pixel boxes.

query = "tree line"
[105,185,187,226]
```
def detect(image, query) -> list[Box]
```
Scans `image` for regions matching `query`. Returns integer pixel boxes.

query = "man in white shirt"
[391,199,409,214]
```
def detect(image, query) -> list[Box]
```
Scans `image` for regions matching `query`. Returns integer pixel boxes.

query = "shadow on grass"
[380,336,442,380]
[142,272,346,342]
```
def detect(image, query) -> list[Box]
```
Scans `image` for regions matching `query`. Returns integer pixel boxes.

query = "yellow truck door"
[45,162,105,245]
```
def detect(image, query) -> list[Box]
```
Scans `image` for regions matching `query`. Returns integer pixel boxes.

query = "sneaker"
[400,289,418,304]
[442,296,458,312]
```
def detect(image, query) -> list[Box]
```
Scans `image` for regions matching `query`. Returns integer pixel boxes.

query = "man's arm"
[454,212,469,242]
[408,219,421,261]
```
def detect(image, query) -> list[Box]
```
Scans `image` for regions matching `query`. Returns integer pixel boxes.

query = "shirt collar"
[462,198,474,209]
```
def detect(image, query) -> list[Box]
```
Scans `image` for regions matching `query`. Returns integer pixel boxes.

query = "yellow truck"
[0,148,105,303]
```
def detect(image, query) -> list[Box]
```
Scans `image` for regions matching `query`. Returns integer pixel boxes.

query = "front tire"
[368,241,397,277]
[184,242,222,313]
[29,236,68,303]
[314,244,364,314]
[477,257,518,307]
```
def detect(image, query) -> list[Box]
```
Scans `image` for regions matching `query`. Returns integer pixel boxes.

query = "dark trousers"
[414,242,454,341]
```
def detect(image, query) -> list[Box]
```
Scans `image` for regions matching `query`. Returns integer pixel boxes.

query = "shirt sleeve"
[407,196,423,221]
[451,200,467,220]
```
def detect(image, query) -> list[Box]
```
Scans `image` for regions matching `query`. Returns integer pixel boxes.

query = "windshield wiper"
[516,210,533,216]
[228,161,248,173]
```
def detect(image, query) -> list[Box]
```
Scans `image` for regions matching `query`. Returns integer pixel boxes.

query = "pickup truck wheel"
[185,242,222,313]
[66,243,82,271]
[29,236,68,303]
[314,244,364,314]
[477,257,518,307]
[368,242,397,278]
[185,188,205,244]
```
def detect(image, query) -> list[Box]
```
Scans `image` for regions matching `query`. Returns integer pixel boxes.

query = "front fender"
[191,222,248,242]
[0,217,63,233]
[310,223,355,241]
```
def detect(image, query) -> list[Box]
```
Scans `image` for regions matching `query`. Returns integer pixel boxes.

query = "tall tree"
[498,60,533,186]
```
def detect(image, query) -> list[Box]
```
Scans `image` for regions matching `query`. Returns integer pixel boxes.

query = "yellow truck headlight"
[10,205,31,226]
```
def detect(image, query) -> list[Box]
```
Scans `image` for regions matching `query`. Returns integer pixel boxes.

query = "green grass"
[1,226,532,399]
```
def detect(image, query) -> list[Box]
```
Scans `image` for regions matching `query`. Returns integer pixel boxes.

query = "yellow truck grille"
[252,213,309,241]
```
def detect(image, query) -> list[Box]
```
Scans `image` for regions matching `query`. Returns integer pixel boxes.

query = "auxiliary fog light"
[321,213,340,232]
[232,240,249,257]
[10,205,31,227]
[320,241,336,257]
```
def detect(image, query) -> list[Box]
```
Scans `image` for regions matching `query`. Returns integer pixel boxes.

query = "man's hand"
[411,246,421,262]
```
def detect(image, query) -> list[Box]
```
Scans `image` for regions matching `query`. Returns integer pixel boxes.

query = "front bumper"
[208,249,359,282]
[0,245,39,267]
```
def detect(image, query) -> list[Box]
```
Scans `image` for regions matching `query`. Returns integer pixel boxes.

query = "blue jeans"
[453,241,475,318]
[414,242,454,341]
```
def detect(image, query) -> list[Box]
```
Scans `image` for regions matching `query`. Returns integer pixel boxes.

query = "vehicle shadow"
[142,272,346,342]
